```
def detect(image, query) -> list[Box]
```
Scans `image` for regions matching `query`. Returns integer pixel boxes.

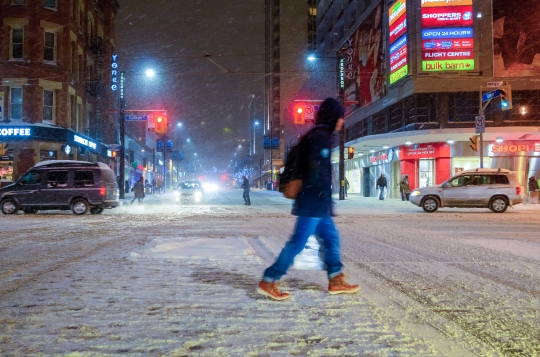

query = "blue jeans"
[263,216,344,282]
[378,187,385,200]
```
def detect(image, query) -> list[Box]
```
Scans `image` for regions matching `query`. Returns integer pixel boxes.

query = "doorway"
[418,159,435,188]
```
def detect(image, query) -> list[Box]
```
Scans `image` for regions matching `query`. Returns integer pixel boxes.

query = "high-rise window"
[44,31,56,62]
[43,90,54,121]
[12,0,25,5]
[11,28,23,59]
[45,0,57,9]
[10,88,23,120]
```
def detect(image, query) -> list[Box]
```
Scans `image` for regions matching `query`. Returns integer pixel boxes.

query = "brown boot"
[256,281,290,300]
[328,273,360,295]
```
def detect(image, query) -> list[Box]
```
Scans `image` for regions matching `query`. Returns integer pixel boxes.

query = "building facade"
[0,0,119,181]
[290,0,540,198]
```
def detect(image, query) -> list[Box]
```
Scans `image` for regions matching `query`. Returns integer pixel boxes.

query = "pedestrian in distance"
[376,174,387,200]
[152,178,156,194]
[344,177,350,198]
[130,178,144,204]
[241,176,251,205]
[399,174,411,201]
[528,176,539,191]
[124,180,130,194]
[257,97,360,301]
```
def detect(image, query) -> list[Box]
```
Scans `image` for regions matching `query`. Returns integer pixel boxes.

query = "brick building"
[0,0,119,180]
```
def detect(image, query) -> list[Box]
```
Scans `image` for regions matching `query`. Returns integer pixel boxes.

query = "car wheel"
[90,207,104,214]
[72,198,89,215]
[1,198,18,215]
[421,196,439,213]
[23,208,38,214]
[489,196,508,213]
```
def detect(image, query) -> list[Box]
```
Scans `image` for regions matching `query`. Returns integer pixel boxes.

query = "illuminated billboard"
[388,1,408,85]
[343,5,385,108]
[493,0,540,77]
[420,0,475,73]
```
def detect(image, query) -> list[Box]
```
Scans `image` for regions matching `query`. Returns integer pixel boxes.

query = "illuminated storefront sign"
[422,38,473,50]
[388,1,409,85]
[422,59,474,71]
[74,134,97,150]
[421,0,472,7]
[421,6,473,28]
[422,50,473,60]
[420,0,475,73]
[111,54,118,91]
[0,127,31,137]
[492,144,540,153]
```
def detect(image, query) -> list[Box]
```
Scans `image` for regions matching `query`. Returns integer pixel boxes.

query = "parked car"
[0,160,120,215]
[174,181,204,203]
[409,168,524,213]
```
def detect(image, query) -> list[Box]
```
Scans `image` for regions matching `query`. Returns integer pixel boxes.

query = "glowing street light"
[145,69,155,78]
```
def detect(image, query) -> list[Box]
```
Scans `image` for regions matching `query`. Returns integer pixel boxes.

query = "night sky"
[117,0,265,170]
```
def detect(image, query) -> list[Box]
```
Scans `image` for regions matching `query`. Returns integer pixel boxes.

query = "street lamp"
[253,120,260,154]
[145,68,155,78]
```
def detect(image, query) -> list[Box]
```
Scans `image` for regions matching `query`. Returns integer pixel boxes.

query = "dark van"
[0,160,120,215]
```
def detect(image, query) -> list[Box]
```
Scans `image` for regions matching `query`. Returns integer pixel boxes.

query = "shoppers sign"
[388,1,409,85]
[491,144,540,153]
[420,0,475,73]
[0,127,31,137]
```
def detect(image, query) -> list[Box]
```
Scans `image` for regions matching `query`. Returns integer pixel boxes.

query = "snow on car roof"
[33,160,95,168]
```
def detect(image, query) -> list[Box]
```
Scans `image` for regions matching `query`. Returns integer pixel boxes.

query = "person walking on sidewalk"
[257,97,360,301]
[376,174,387,200]
[130,178,144,204]
[344,177,350,198]
[241,176,251,205]
[399,174,411,201]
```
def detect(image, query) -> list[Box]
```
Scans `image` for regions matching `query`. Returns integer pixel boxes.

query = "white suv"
[409,168,524,213]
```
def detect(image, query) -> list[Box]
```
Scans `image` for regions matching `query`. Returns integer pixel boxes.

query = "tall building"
[294,0,540,198]
[0,0,119,181]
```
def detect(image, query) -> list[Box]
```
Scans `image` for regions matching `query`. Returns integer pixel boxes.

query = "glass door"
[419,159,434,188]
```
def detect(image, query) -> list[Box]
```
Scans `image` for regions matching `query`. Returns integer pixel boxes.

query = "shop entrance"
[362,167,371,197]
[419,159,435,188]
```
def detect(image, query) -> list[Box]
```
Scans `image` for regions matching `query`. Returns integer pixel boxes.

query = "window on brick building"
[43,90,55,122]
[44,31,56,62]
[10,28,24,59]
[10,88,23,120]
[12,0,25,5]
[45,0,57,9]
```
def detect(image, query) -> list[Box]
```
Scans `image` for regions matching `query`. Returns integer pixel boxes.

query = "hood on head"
[315,98,345,132]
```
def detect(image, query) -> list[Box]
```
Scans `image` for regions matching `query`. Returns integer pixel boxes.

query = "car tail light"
[100,186,106,196]
[516,187,521,195]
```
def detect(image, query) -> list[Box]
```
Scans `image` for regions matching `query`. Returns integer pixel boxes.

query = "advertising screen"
[420,0,475,72]
[493,0,540,77]
[343,5,386,107]
[388,1,408,85]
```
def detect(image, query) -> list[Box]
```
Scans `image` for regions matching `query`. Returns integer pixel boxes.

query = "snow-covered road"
[1,190,539,356]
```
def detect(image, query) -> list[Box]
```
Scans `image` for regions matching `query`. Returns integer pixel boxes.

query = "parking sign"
[475,115,485,134]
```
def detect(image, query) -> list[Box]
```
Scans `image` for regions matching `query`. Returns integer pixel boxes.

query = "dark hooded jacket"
[292,98,344,217]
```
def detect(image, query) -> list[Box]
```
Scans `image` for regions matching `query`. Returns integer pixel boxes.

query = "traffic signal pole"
[478,86,484,168]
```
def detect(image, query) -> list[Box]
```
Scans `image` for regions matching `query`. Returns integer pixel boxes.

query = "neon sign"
[111,54,118,91]
[388,1,408,85]
[0,127,31,137]
[74,135,97,150]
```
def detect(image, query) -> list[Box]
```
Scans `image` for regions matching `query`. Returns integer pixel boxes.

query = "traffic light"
[293,105,305,125]
[500,84,512,111]
[155,116,168,134]
[347,147,354,159]
[469,136,479,152]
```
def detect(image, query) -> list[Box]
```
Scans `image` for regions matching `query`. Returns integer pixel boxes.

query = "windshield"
[179,182,201,189]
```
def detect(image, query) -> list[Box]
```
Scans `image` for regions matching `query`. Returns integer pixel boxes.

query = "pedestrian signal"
[155,116,168,134]
[347,147,354,159]
[469,136,479,152]
[500,84,512,111]
[293,105,305,125]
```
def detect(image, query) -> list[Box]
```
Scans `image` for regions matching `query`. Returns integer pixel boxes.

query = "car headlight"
[410,190,421,197]
[174,191,180,197]
[194,191,202,199]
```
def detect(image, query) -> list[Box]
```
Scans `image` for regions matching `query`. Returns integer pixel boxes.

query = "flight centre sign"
[420,0,475,73]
